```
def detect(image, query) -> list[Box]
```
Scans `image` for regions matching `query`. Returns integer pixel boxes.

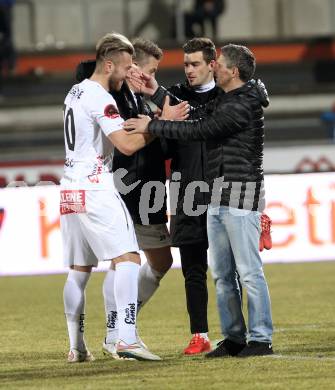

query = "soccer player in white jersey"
[60,32,161,362]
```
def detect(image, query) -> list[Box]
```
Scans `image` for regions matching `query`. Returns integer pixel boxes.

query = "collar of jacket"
[182,79,218,92]
[223,79,269,107]
[223,81,251,97]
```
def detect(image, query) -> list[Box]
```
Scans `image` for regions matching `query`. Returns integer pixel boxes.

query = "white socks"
[64,263,141,350]
[63,269,91,351]
[103,262,165,344]
[102,269,118,344]
[114,261,140,345]
[137,262,165,312]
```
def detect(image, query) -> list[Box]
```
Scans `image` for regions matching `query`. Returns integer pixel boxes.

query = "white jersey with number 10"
[62,78,124,189]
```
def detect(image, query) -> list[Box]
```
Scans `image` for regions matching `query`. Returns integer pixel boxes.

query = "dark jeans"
[180,242,209,334]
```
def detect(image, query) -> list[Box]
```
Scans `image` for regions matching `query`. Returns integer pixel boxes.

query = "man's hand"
[123,114,152,134]
[161,96,189,120]
[126,65,143,93]
[154,107,162,118]
[127,69,159,96]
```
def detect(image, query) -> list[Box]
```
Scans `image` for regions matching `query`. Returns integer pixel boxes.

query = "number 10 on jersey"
[63,104,76,151]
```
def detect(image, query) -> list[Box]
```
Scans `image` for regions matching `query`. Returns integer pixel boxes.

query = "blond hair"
[96,32,134,64]
[132,38,163,65]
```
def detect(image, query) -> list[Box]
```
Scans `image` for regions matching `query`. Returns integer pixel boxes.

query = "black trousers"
[0,5,15,67]
[0,4,15,92]
[180,242,209,334]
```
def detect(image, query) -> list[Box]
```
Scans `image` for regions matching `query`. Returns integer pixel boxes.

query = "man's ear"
[232,66,240,79]
[209,59,216,72]
[105,60,115,74]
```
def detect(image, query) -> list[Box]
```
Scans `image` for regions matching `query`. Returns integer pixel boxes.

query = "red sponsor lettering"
[88,175,100,183]
[266,181,335,249]
[304,187,324,245]
[266,201,296,247]
[60,190,86,215]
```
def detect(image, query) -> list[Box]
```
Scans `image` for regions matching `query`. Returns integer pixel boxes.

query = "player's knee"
[145,246,173,273]
[70,264,93,273]
[113,252,141,265]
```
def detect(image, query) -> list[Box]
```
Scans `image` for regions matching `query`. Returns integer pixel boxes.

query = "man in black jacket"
[165,38,219,355]
[124,44,274,358]
[76,38,175,359]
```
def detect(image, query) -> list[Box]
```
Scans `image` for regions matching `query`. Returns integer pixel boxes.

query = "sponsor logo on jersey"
[64,158,74,168]
[88,174,100,183]
[69,85,84,99]
[60,190,86,215]
[104,104,120,119]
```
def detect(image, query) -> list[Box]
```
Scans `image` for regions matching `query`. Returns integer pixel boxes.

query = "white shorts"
[134,223,171,251]
[60,188,139,267]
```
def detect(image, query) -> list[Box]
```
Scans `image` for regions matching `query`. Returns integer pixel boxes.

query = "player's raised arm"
[88,55,155,156]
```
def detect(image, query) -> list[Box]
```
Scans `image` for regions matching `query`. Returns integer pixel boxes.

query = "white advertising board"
[261,172,335,263]
[0,172,334,276]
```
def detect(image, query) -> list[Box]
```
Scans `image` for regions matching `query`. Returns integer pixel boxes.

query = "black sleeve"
[147,101,251,141]
[142,99,155,119]
[151,86,210,120]
[151,86,183,108]
[76,60,96,82]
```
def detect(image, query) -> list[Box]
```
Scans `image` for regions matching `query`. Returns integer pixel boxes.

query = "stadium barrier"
[2,142,335,188]
[0,172,334,276]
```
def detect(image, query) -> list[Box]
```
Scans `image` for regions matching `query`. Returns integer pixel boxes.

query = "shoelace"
[189,334,203,344]
[261,214,272,233]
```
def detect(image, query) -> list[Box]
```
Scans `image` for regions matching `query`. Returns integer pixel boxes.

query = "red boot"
[184,334,211,355]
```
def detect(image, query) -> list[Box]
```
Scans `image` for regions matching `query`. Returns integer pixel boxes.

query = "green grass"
[1,262,335,389]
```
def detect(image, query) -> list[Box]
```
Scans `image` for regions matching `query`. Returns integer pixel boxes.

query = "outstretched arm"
[127,71,210,119]
[124,100,251,141]
[109,129,154,156]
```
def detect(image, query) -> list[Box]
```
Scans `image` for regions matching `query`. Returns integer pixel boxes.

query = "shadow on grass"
[0,351,183,384]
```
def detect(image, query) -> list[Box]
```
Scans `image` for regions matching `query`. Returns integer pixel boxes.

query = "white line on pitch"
[274,324,325,332]
[270,354,335,361]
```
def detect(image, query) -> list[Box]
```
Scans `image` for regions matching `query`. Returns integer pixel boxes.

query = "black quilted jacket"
[150,79,269,212]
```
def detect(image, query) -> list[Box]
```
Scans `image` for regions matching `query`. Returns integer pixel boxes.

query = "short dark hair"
[183,37,217,63]
[221,44,256,82]
[132,38,163,65]
[96,32,134,64]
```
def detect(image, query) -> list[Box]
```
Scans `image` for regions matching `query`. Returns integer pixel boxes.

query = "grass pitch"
[1,262,335,389]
